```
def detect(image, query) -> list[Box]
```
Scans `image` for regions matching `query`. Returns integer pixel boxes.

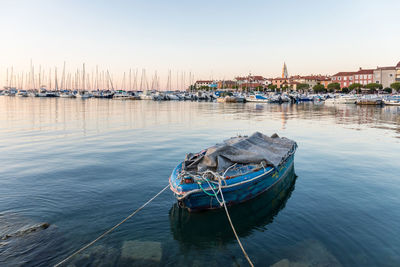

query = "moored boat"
[246,94,269,103]
[356,96,383,105]
[383,95,400,106]
[169,132,297,212]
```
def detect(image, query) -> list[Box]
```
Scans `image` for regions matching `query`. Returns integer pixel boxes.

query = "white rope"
[217,176,255,267]
[54,184,170,267]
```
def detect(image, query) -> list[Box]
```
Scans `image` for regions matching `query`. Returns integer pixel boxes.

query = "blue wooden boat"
[169,133,297,212]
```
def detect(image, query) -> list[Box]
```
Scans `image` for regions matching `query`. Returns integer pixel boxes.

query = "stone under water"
[120,240,162,266]
[67,245,119,267]
[270,239,342,267]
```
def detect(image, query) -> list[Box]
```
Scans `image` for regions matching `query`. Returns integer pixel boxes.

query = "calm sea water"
[0,97,399,267]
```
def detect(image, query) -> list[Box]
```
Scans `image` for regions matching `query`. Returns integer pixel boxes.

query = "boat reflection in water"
[169,167,297,246]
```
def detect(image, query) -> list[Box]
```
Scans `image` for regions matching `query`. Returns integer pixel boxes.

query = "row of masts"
[3,62,195,91]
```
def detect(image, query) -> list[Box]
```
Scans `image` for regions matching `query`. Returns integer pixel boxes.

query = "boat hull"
[172,153,295,212]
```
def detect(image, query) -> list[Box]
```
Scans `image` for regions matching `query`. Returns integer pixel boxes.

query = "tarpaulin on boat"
[184,132,297,172]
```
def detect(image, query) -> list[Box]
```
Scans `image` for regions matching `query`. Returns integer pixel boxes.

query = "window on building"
[376,81,379,83]
[389,74,393,77]
[344,82,347,86]
[368,75,372,79]
[355,75,358,79]
[338,77,341,81]
[349,77,353,80]
[332,77,336,80]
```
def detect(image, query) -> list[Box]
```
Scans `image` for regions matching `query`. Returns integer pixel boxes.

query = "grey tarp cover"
[184,132,297,172]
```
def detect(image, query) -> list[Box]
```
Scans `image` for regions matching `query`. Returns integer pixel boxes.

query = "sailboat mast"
[82,63,85,91]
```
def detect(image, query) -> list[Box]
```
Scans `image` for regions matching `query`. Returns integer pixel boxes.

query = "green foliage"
[390,82,400,91]
[327,82,340,91]
[198,86,210,91]
[297,83,310,91]
[365,83,381,91]
[383,87,392,94]
[256,86,263,91]
[341,87,349,93]
[348,83,362,91]
[267,84,277,90]
[313,84,326,93]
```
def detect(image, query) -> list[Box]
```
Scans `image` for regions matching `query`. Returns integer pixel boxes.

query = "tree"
[383,87,392,94]
[267,84,277,90]
[256,86,263,91]
[348,83,362,92]
[327,82,340,92]
[390,82,400,92]
[365,83,381,93]
[341,87,349,93]
[297,83,310,91]
[313,84,326,93]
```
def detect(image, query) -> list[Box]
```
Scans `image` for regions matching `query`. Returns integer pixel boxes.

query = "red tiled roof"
[376,66,396,70]
[271,78,290,81]
[235,76,265,81]
[250,76,265,80]
[396,61,400,68]
[332,72,356,76]
[300,75,331,81]
[355,69,374,74]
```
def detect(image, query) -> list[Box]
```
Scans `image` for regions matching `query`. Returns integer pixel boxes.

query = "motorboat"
[246,94,269,103]
[16,90,28,97]
[383,95,400,106]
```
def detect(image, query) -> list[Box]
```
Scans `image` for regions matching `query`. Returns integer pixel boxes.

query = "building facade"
[292,75,331,88]
[373,67,396,88]
[195,80,213,89]
[331,72,355,88]
[353,69,374,86]
[397,61,400,82]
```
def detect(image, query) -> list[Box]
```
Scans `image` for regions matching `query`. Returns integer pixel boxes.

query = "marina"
[0,97,399,266]
[1,87,399,107]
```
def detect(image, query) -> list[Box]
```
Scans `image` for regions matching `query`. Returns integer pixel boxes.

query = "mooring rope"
[53,184,170,267]
[217,178,255,267]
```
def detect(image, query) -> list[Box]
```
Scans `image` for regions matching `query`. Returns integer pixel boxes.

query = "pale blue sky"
[1,0,399,87]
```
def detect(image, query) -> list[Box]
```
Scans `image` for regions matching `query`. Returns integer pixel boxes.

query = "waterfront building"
[270,77,299,90]
[331,72,355,88]
[353,68,374,86]
[217,80,237,89]
[195,80,214,89]
[373,66,396,88]
[397,61,400,82]
[292,75,331,88]
[235,75,267,90]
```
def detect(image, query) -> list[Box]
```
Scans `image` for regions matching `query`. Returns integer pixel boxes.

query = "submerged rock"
[120,240,162,266]
[67,245,119,267]
[1,223,50,240]
[270,239,342,267]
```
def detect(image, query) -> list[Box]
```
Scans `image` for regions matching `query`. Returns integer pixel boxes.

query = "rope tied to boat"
[197,168,255,267]
[53,184,170,267]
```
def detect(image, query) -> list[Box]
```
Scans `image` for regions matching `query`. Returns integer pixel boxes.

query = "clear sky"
[1,0,399,88]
